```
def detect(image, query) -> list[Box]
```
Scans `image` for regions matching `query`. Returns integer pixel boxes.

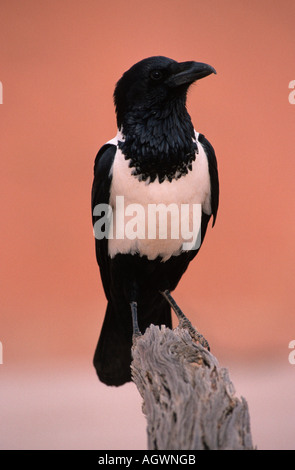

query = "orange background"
[1,0,295,450]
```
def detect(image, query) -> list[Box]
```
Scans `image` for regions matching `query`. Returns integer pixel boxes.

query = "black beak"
[167,61,216,88]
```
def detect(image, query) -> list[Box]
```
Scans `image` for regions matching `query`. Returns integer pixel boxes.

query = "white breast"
[107,131,211,261]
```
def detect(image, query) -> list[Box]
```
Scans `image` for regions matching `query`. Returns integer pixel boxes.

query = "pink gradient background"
[1,0,295,449]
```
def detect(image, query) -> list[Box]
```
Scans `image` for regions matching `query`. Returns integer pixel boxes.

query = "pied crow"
[91,56,219,386]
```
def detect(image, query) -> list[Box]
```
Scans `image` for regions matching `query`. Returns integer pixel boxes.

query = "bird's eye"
[150,70,163,81]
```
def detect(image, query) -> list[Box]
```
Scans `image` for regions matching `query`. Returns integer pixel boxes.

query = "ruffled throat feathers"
[118,104,198,184]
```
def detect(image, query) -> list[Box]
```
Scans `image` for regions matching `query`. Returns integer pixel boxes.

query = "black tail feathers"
[93,300,172,386]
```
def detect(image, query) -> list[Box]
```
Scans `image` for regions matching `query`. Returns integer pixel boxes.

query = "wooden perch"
[131,324,254,450]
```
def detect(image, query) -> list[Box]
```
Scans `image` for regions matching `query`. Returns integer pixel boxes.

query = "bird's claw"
[132,330,142,343]
[179,318,210,351]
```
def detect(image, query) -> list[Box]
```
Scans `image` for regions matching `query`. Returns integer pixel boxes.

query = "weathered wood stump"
[131,324,254,450]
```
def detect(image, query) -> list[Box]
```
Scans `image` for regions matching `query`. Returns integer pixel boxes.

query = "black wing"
[91,143,117,300]
[198,133,219,226]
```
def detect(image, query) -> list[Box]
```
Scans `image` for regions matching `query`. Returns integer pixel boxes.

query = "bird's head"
[114,56,216,129]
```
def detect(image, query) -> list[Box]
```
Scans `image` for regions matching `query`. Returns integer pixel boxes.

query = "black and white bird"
[91,56,219,386]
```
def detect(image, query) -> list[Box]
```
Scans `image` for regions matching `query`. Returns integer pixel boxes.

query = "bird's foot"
[130,301,142,341]
[132,330,142,342]
[178,317,210,350]
[160,289,210,350]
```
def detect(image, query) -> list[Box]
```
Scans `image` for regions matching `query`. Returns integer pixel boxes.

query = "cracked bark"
[131,324,254,450]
